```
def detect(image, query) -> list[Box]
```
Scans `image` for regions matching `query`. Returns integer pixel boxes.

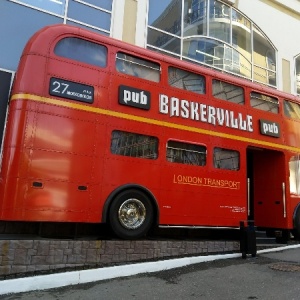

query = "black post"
[240,220,257,258]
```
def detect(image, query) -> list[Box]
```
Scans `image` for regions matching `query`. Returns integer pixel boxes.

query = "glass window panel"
[167,140,206,166]
[168,66,206,94]
[0,1,61,71]
[147,28,181,55]
[284,100,300,120]
[148,0,182,37]
[147,46,181,59]
[253,24,276,86]
[80,0,112,10]
[214,147,240,171]
[116,53,160,82]
[212,80,244,105]
[250,92,279,114]
[183,37,220,65]
[55,38,107,68]
[295,56,300,95]
[289,155,300,195]
[183,0,207,37]
[232,9,251,62]
[146,0,278,88]
[209,0,230,44]
[13,0,66,15]
[111,130,158,160]
[183,37,246,77]
[253,65,277,87]
[68,1,111,31]
[66,21,109,35]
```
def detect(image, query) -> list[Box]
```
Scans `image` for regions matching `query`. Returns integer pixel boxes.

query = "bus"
[1,24,300,240]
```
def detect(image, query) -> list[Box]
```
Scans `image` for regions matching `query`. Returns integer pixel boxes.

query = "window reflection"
[295,55,300,95]
[16,0,66,15]
[209,0,230,44]
[147,0,277,87]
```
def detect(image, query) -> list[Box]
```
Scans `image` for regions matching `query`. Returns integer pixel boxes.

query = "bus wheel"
[108,189,154,239]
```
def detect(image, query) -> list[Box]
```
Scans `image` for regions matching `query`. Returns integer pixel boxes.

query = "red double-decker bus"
[1,24,300,239]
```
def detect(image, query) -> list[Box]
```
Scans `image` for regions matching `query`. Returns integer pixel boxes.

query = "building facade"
[1,0,300,130]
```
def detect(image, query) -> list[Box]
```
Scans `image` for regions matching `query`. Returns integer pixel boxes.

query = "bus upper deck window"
[284,100,300,120]
[54,37,107,68]
[212,80,244,105]
[250,92,279,114]
[116,52,160,82]
[168,67,206,94]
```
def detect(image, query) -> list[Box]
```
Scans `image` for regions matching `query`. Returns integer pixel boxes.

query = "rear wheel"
[108,189,154,239]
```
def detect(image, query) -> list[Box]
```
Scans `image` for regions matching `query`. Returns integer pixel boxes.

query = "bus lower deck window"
[214,147,240,170]
[166,140,206,166]
[111,130,158,159]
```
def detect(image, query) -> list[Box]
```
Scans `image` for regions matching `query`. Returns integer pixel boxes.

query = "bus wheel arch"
[103,185,159,239]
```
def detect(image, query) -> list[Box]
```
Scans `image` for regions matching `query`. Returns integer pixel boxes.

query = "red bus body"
[1,24,300,239]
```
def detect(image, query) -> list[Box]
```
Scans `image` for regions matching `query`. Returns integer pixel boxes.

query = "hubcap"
[118,198,146,229]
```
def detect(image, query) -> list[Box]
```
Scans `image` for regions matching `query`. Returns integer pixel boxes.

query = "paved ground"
[1,246,300,300]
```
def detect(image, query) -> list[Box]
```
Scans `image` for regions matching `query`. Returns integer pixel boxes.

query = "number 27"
[52,81,69,94]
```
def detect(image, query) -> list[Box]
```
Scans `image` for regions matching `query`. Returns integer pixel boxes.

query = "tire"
[108,189,154,239]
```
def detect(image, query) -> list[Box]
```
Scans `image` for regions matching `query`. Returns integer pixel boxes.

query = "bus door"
[0,69,13,149]
[247,147,286,229]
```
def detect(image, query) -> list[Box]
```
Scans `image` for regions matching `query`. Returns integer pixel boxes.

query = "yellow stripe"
[11,93,300,153]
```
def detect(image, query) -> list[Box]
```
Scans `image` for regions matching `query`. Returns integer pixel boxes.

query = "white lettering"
[200,104,207,122]
[239,113,247,130]
[230,111,238,129]
[159,94,253,133]
[123,90,131,104]
[140,91,147,105]
[190,102,199,120]
[216,108,225,126]
[247,116,253,132]
[171,97,180,117]
[208,106,216,125]
[181,100,189,119]
[159,94,169,114]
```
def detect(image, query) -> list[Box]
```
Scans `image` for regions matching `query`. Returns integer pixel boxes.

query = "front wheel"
[108,189,154,239]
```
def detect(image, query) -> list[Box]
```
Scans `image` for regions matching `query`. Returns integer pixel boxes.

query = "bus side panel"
[159,129,247,227]
[14,55,47,95]
[46,60,110,108]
